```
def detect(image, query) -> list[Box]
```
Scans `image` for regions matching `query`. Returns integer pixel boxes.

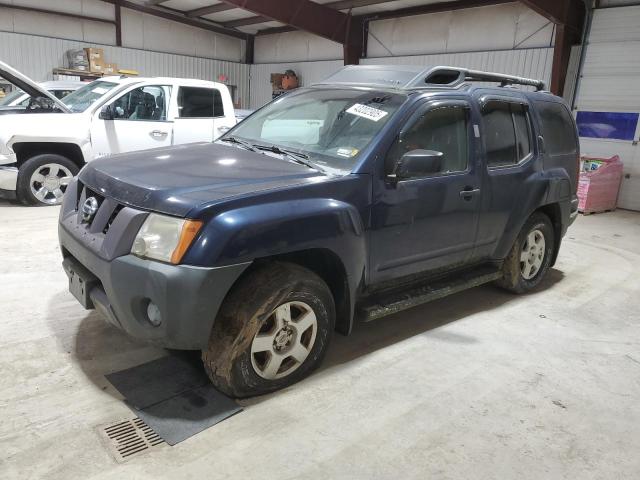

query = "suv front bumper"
[59,224,249,350]
[58,178,250,350]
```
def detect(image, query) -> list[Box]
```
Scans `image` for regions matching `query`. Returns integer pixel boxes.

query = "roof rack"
[315,65,547,91]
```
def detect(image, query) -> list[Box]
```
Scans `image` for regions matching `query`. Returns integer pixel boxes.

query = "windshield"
[62,80,119,112]
[0,89,25,106]
[225,88,406,173]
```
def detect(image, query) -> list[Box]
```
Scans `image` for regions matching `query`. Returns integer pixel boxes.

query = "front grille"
[76,181,123,235]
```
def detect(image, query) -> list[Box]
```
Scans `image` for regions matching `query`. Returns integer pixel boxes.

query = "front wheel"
[496,212,555,294]
[202,262,335,398]
[16,154,79,206]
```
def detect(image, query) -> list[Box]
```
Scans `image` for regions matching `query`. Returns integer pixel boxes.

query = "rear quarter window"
[534,101,577,156]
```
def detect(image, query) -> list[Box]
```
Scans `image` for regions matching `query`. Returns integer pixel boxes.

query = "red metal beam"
[217,0,351,43]
[356,0,514,22]
[220,0,395,29]
[0,2,116,24]
[520,0,585,31]
[115,3,122,47]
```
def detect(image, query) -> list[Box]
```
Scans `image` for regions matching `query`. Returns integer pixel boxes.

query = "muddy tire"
[202,262,335,398]
[496,212,555,294]
[17,154,78,206]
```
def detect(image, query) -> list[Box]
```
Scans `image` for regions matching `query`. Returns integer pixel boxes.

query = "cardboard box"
[84,48,105,73]
[103,63,118,75]
[270,73,283,90]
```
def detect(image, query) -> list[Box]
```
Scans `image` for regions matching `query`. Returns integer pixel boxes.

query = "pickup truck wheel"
[17,154,78,206]
[202,262,335,398]
[497,212,554,294]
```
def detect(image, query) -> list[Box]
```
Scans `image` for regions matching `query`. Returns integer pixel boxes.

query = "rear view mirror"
[395,149,443,179]
[99,104,114,120]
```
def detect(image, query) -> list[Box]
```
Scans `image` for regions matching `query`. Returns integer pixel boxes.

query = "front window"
[62,80,119,112]
[225,88,406,173]
[111,85,170,121]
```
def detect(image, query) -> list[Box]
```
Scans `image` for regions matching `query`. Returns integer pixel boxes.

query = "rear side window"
[482,101,532,168]
[178,87,224,118]
[535,101,577,156]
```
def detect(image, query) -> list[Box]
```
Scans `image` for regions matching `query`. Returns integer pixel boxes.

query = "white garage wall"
[367,2,554,57]
[0,31,251,108]
[254,31,342,63]
[0,0,245,62]
[574,5,640,211]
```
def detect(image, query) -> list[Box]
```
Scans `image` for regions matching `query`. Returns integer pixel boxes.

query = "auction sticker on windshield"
[346,103,388,122]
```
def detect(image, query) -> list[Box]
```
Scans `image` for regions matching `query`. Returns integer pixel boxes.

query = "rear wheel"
[202,262,335,398]
[496,212,555,293]
[16,154,78,206]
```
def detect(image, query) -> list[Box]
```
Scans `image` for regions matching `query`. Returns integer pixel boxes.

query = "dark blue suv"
[58,65,579,397]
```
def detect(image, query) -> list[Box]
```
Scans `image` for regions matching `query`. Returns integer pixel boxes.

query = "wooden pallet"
[579,208,615,215]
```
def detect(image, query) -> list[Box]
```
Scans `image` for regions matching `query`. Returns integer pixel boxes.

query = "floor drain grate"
[100,417,165,462]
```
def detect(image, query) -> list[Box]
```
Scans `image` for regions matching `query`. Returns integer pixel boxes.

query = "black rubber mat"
[106,353,242,445]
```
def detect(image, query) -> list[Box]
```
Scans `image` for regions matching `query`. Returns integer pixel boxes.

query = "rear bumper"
[59,221,250,350]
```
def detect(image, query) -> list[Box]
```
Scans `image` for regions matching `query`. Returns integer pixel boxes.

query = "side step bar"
[358,266,503,322]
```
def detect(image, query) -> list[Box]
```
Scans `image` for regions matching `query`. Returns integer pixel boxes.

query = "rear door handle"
[150,130,168,138]
[459,187,481,200]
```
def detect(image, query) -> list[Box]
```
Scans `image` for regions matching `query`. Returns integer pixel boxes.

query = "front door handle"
[150,130,168,138]
[459,187,481,200]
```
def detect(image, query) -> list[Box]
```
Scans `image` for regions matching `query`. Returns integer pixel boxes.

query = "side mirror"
[99,104,114,120]
[395,149,443,180]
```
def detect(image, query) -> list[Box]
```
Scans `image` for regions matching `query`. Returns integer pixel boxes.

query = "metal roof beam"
[0,1,116,24]
[520,0,585,31]
[217,0,351,43]
[186,3,236,18]
[99,0,249,39]
[221,0,393,30]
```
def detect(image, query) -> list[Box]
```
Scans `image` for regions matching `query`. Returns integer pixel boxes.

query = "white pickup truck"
[0,61,237,205]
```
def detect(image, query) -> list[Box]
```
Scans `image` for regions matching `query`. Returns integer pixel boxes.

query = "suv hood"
[0,61,70,113]
[79,142,328,217]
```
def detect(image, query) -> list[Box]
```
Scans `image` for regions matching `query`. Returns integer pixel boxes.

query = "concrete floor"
[0,201,639,480]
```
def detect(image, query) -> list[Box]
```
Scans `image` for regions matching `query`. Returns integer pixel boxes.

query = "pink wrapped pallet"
[577,155,623,214]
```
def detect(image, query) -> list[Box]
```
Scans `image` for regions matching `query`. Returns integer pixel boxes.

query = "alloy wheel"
[250,301,318,380]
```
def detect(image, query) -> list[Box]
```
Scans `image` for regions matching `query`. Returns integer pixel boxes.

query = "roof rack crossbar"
[410,66,547,91]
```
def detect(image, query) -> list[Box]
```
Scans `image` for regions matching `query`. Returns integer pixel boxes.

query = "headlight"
[131,213,202,264]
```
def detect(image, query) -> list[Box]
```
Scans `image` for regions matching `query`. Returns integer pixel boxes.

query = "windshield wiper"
[220,136,260,153]
[255,144,325,173]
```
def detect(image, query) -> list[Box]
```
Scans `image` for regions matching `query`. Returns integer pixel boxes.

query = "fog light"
[146,301,162,327]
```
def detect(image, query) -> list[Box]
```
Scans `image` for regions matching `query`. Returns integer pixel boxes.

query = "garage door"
[574,4,640,211]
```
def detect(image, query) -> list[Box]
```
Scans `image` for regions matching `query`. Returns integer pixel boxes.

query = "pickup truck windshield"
[62,80,119,112]
[227,88,406,173]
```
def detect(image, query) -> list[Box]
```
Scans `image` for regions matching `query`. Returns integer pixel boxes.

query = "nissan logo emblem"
[82,196,99,222]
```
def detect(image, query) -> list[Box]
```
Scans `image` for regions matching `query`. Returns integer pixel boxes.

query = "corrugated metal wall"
[0,31,251,108]
[574,5,640,211]
[248,48,553,109]
[249,60,343,108]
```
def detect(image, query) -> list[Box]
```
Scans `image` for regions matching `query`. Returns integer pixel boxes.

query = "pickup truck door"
[90,84,173,158]
[369,100,482,283]
[172,86,235,144]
